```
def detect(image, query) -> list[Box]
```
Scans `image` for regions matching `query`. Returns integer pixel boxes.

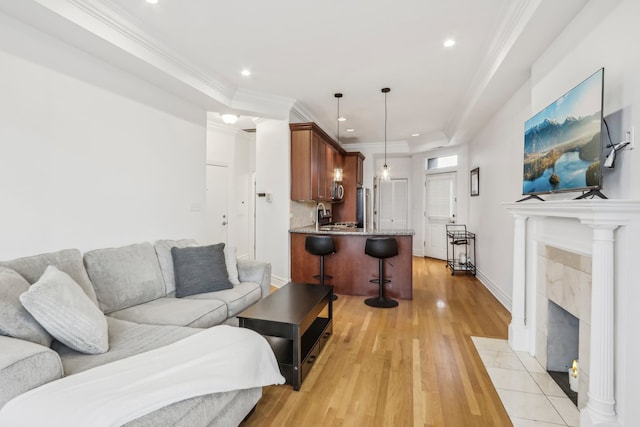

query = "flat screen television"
[522,68,604,198]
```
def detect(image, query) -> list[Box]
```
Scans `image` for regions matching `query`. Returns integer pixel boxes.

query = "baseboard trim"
[270,275,289,288]
[475,269,512,312]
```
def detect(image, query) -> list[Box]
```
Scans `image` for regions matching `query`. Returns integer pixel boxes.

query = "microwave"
[331,181,344,201]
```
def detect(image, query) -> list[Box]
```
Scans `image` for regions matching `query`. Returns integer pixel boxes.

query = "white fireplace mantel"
[502,199,640,427]
[503,199,640,226]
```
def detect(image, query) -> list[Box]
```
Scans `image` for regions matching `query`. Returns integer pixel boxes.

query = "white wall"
[255,119,291,286]
[0,11,207,260]
[467,83,530,308]
[531,1,639,200]
[468,1,640,424]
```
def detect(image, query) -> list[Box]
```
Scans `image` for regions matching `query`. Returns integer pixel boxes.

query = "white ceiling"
[1,0,589,151]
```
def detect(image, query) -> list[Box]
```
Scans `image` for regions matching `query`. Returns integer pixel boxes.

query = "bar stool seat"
[364,237,398,308]
[305,235,337,300]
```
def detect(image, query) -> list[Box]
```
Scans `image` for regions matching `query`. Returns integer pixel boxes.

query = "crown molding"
[444,0,542,144]
[206,119,243,136]
[290,102,336,143]
[290,103,316,124]
[344,140,410,154]
[40,0,235,102]
[29,0,296,118]
[232,88,295,119]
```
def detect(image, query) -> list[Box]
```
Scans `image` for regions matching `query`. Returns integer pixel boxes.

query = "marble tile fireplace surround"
[503,200,640,427]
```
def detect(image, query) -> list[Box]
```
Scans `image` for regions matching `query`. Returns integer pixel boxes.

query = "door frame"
[205,162,230,245]
[423,170,457,260]
[376,177,409,230]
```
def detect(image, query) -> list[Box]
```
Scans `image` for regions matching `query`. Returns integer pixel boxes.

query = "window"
[426,154,458,170]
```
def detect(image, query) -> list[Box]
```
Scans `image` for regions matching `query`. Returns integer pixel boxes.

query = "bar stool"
[364,237,398,308]
[305,235,338,300]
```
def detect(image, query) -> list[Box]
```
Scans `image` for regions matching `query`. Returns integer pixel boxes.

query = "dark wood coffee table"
[237,282,333,390]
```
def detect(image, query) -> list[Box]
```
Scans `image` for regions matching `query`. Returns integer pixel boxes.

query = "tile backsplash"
[290,201,317,228]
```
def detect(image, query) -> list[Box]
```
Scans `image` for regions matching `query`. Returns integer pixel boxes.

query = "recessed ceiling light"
[346,128,355,132]
[338,117,346,122]
[221,114,239,124]
[146,0,158,4]
[241,69,251,77]
[443,39,456,48]
[411,133,420,137]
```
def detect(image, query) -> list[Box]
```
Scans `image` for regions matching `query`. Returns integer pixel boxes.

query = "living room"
[1,1,639,426]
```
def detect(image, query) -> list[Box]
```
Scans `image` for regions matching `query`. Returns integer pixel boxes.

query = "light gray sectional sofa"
[0,239,272,426]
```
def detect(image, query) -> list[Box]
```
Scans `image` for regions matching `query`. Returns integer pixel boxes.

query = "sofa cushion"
[172,244,233,298]
[0,336,64,408]
[54,317,201,375]
[84,243,166,314]
[108,296,228,328]
[20,266,109,355]
[124,387,261,427]
[186,282,261,317]
[0,248,99,307]
[154,239,198,294]
[0,267,53,347]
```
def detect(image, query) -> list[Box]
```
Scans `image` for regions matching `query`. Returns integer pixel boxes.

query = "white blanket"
[0,325,285,426]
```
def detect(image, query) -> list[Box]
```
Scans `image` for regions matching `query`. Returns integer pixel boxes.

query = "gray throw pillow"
[154,239,198,294]
[172,243,233,298]
[0,267,53,347]
[20,266,109,355]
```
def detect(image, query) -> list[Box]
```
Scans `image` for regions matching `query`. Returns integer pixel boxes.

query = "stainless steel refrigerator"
[356,187,371,230]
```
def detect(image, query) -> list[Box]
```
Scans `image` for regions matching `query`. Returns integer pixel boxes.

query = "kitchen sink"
[319,225,356,231]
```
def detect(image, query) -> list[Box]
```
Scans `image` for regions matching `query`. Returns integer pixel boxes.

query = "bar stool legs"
[364,238,398,308]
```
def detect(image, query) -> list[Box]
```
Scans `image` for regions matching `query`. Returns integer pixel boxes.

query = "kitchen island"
[290,227,414,299]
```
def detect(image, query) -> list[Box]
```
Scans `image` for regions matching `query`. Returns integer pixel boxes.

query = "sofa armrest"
[0,336,64,408]
[237,260,271,298]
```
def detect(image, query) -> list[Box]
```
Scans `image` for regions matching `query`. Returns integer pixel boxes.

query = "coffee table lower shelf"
[237,282,333,391]
[263,317,332,388]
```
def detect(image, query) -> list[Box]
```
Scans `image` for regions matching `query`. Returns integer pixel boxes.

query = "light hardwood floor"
[243,257,512,426]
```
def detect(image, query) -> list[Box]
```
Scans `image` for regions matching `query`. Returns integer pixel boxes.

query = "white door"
[424,172,456,259]
[205,164,229,244]
[378,178,408,230]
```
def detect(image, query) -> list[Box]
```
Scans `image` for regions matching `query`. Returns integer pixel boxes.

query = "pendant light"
[381,87,390,180]
[333,93,343,182]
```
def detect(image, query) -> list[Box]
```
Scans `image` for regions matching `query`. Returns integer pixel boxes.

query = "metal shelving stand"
[446,224,476,276]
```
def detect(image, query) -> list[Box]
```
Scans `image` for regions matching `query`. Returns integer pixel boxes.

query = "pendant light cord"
[337,96,340,144]
[382,87,390,168]
[334,93,343,144]
[384,90,387,166]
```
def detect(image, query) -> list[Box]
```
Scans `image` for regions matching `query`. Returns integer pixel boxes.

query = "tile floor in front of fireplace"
[472,337,580,427]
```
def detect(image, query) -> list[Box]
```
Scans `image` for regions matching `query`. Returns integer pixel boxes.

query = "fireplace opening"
[546,300,579,406]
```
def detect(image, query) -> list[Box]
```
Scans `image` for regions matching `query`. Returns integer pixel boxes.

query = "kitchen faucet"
[316,203,327,231]
[317,203,327,215]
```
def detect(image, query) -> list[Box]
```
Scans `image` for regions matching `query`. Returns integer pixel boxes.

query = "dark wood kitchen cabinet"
[291,123,345,202]
[332,151,365,223]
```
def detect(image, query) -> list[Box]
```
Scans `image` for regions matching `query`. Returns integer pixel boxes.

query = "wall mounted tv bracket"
[603,124,635,168]
[604,140,631,168]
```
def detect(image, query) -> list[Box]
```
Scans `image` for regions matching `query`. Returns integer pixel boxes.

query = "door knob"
[222,221,227,226]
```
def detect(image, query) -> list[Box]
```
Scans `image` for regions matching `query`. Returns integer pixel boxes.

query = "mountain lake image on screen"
[522,68,604,195]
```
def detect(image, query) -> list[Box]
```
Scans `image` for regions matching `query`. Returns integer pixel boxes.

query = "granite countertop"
[289,226,415,236]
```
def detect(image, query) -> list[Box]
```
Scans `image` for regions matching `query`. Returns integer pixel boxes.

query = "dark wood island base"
[290,229,413,299]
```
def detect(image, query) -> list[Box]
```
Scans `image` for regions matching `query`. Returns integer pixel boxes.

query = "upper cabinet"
[331,151,365,223]
[291,123,345,202]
